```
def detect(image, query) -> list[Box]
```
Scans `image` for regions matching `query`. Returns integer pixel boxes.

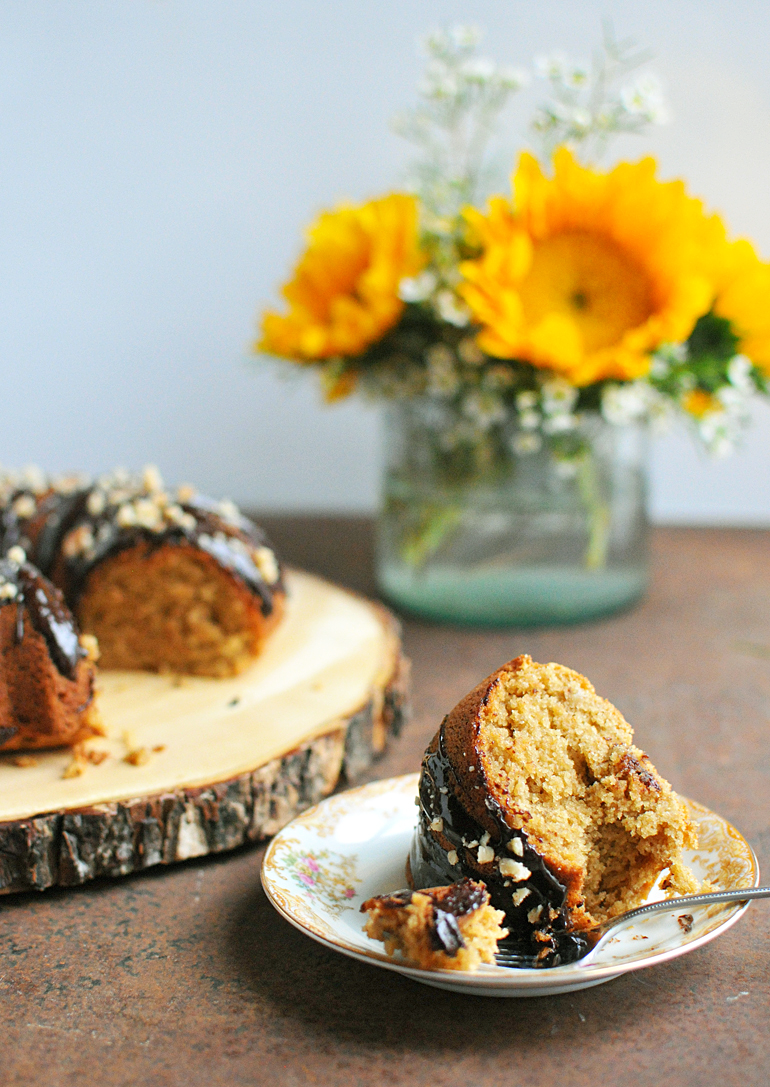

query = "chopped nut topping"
[477,844,495,864]
[142,464,164,493]
[87,490,106,516]
[11,494,36,519]
[6,545,26,565]
[429,817,444,833]
[109,487,131,507]
[116,503,138,528]
[447,849,459,865]
[253,546,279,584]
[0,582,18,600]
[62,525,94,557]
[499,858,531,881]
[527,905,544,924]
[164,503,185,524]
[133,498,164,531]
[511,888,531,906]
[53,473,85,495]
[176,483,196,503]
[218,499,240,523]
[508,837,524,857]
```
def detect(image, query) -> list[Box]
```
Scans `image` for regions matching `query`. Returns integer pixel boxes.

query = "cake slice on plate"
[409,655,700,964]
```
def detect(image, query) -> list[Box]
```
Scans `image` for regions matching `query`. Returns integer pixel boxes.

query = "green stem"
[576,451,610,570]
[400,503,464,569]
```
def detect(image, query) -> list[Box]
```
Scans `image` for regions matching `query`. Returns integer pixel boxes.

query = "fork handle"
[599,884,770,934]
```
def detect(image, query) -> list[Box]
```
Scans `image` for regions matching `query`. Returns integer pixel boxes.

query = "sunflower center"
[519,233,653,352]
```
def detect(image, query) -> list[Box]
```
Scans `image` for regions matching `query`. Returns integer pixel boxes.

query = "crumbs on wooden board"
[122,729,166,766]
[62,742,111,779]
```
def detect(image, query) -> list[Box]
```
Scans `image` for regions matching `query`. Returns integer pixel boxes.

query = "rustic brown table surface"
[3,520,770,1087]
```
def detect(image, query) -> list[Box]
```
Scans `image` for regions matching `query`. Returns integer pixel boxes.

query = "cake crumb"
[83,748,109,766]
[125,747,151,767]
[677,913,694,933]
[12,754,38,768]
[63,756,86,779]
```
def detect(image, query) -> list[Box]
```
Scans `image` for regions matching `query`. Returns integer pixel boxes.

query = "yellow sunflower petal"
[460,148,722,384]
[710,238,770,375]
[258,193,425,362]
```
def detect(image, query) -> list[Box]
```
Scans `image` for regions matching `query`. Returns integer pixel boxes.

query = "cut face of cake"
[362,879,507,971]
[409,655,700,964]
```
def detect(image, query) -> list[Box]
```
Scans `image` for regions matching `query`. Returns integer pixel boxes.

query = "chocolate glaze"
[2,478,284,619]
[431,911,463,954]
[61,502,280,615]
[0,725,18,746]
[26,490,91,575]
[0,557,86,681]
[410,721,591,966]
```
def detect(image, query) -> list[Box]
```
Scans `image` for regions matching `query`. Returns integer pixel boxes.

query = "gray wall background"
[1,1,769,521]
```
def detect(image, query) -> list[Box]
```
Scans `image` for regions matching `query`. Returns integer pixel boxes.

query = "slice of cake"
[409,655,699,964]
[0,547,99,752]
[362,878,507,971]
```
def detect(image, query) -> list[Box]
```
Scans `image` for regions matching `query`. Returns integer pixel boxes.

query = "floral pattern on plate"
[261,774,758,997]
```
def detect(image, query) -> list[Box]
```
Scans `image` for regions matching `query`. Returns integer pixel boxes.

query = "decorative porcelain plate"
[261,774,758,997]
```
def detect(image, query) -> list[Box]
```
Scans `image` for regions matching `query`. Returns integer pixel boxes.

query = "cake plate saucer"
[261,773,758,997]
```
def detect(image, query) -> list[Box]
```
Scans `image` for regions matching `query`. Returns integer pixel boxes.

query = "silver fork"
[494,884,770,969]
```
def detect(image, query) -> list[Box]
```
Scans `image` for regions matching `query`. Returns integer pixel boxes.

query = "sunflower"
[459,148,721,385]
[258,193,424,364]
[708,236,770,376]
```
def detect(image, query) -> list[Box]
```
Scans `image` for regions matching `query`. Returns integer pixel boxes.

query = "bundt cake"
[0,465,285,752]
[362,879,507,971]
[409,655,700,965]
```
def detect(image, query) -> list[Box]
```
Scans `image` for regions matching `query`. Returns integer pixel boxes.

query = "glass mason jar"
[375,398,649,625]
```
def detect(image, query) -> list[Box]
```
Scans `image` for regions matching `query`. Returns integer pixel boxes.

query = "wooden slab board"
[0,570,409,894]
